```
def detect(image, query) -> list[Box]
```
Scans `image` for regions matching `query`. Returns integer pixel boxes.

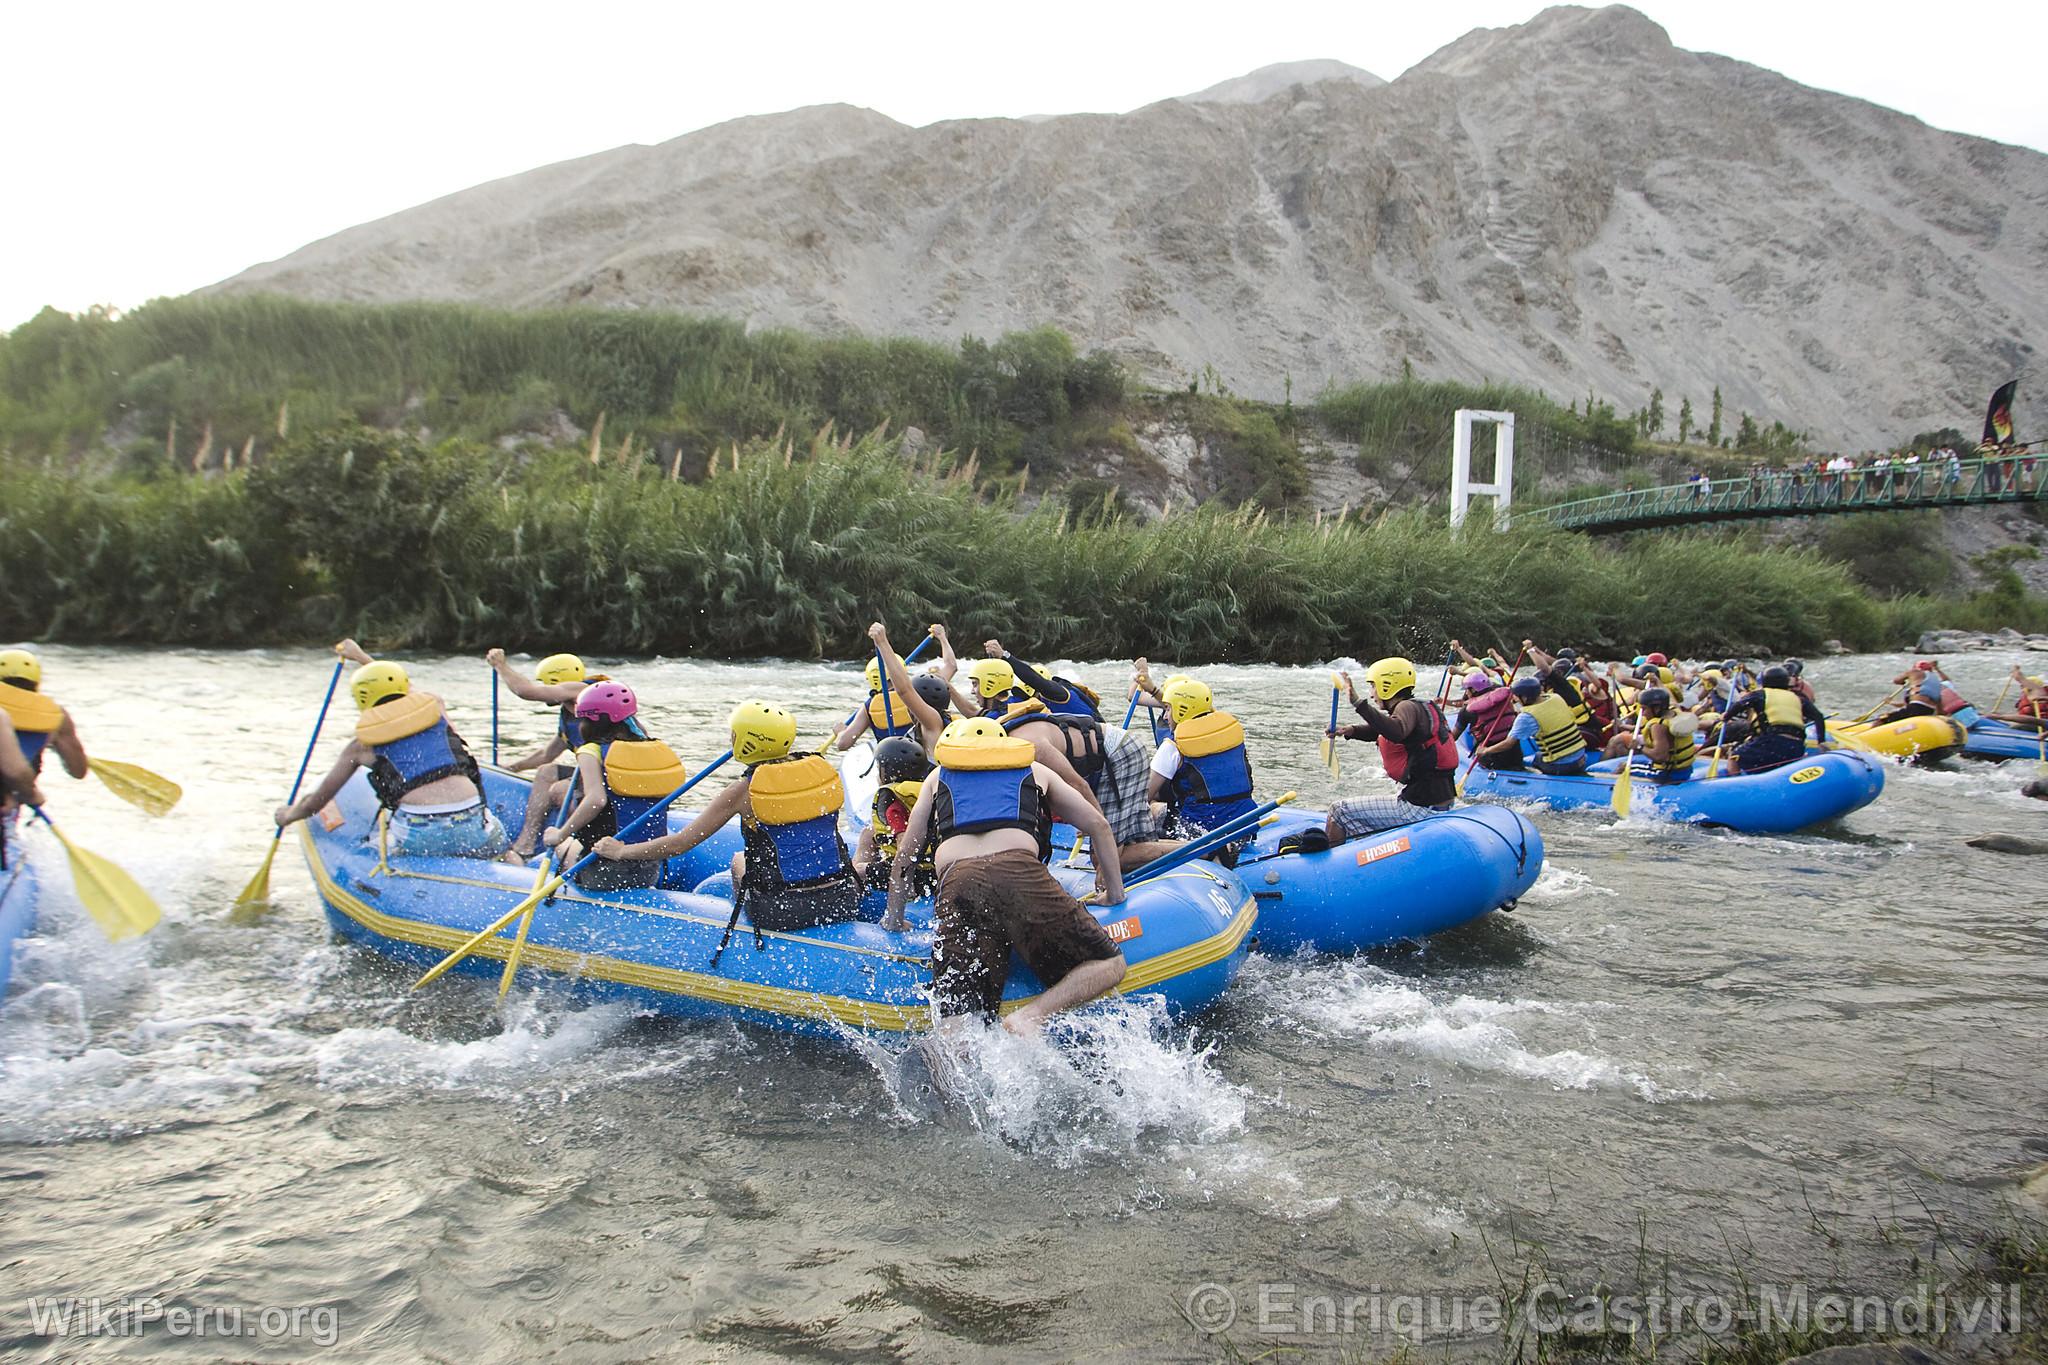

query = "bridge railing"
[1524,453,2047,530]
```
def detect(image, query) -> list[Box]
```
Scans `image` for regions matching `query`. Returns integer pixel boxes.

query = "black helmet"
[1760,666,1791,689]
[1510,677,1543,703]
[874,736,932,785]
[1556,647,1579,662]
[1783,658,1805,677]
[1640,686,1672,712]
[911,673,951,715]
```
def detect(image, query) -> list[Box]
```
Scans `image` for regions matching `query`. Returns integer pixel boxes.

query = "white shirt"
[1151,738,1184,780]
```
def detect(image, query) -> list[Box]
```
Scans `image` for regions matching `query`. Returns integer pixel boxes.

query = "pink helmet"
[574,680,638,724]
[1464,670,1495,694]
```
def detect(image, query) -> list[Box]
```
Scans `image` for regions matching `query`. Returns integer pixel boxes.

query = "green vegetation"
[0,295,1127,477]
[2,426,1905,659]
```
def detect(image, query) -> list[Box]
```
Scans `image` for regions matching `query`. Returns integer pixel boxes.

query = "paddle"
[1612,707,1646,817]
[90,758,182,816]
[1111,792,1298,891]
[233,657,345,914]
[490,668,501,765]
[413,750,733,990]
[876,644,897,732]
[496,764,580,999]
[31,806,161,940]
[1320,674,1343,778]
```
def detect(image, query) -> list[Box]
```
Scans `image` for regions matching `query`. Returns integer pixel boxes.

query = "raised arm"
[871,622,943,736]
[1004,655,1071,705]
[931,624,959,683]
[485,648,583,705]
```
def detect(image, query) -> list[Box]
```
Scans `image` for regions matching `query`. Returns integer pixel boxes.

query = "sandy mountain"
[213,5,2046,447]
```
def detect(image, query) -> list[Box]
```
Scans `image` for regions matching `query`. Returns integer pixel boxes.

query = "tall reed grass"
[1,427,1905,659]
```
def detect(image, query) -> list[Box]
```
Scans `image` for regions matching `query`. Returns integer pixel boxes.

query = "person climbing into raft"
[1872,660,1947,726]
[0,649,89,803]
[1718,666,1828,775]
[996,685,1181,865]
[883,716,1127,1035]
[541,682,685,891]
[1148,677,1260,853]
[485,648,627,858]
[598,700,863,933]
[1478,677,1591,775]
[273,640,511,858]
[1597,686,1697,783]
[1321,656,1462,841]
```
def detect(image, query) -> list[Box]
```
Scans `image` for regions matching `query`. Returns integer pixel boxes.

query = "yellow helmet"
[1162,673,1190,691]
[349,661,410,710]
[729,700,797,766]
[536,652,586,686]
[939,716,1007,746]
[1162,677,1214,726]
[1366,657,1416,702]
[0,648,42,689]
[965,658,1016,700]
[2029,675,2046,688]
[864,658,884,694]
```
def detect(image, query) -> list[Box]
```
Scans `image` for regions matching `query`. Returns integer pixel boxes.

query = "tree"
[1735,413,1760,452]
[1647,387,1665,438]
[1707,386,1723,447]
[1677,396,1694,445]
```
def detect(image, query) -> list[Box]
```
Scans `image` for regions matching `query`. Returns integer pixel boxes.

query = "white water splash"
[1260,959,1702,1102]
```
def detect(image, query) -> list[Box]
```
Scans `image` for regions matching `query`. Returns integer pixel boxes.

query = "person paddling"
[1991,667,2048,730]
[599,700,863,933]
[1873,660,1946,726]
[541,682,686,890]
[1324,656,1462,841]
[883,717,1127,1036]
[1148,678,1260,851]
[273,641,511,859]
[1600,686,1697,783]
[1720,666,1827,774]
[0,649,90,803]
[1478,677,1591,775]
[485,648,625,858]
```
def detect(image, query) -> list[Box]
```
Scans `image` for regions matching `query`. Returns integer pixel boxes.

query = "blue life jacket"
[355,694,478,810]
[1170,712,1257,832]
[741,755,855,892]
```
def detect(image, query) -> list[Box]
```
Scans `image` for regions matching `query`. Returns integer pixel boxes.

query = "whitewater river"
[2,646,2044,1360]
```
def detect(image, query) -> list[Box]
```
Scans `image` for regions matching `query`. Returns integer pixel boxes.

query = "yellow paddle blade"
[495,860,555,998]
[91,758,182,817]
[1320,736,1340,778]
[1610,766,1632,819]
[44,818,161,941]
[231,838,282,917]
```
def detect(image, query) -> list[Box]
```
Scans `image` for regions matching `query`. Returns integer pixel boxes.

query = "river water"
[2,646,2044,1361]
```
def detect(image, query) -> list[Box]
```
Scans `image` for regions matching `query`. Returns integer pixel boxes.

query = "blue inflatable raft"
[1460,750,1885,832]
[1950,707,2048,762]
[0,835,35,1001]
[1231,804,1544,954]
[296,769,1257,1035]
[1047,803,1543,955]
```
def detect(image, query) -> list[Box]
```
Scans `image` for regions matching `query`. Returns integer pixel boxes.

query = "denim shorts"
[389,802,511,859]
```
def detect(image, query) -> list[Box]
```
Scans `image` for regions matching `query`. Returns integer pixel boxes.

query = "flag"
[1983,380,2017,446]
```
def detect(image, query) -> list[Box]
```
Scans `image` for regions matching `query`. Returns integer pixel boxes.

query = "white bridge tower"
[1450,409,1515,531]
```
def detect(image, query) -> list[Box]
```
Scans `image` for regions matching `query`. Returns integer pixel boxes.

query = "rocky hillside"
[212,4,2046,449]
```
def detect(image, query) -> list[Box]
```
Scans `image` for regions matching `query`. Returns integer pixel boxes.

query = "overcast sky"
[5,0,2044,330]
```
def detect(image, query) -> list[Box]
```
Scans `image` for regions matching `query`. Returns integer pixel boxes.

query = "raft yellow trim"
[298,825,1256,1031]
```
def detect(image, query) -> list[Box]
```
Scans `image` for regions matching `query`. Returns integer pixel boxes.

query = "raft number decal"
[1788,765,1825,785]
[1356,836,1413,866]
[1104,916,1144,944]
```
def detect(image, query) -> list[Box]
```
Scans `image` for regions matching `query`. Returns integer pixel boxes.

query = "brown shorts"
[931,849,1121,1019]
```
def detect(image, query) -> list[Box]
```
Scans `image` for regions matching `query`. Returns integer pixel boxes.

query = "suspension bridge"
[1523,454,2046,533]
[1444,408,2044,534]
